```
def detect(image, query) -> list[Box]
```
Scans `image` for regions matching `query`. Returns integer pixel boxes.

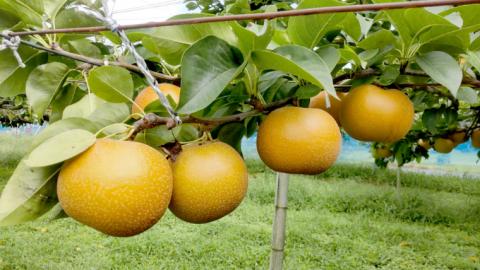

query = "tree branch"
[334,70,480,89]
[129,98,294,139]
[333,68,378,84]
[8,0,480,36]
[0,33,178,82]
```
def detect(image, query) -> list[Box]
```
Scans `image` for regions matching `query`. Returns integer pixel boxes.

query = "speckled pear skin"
[57,139,173,237]
[339,85,414,143]
[257,107,342,175]
[433,138,455,153]
[169,141,248,224]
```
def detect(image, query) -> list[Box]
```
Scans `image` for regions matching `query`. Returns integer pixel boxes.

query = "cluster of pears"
[310,84,415,142]
[57,83,416,237]
[258,84,417,171]
[308,84,415,159]
[58,84,248,237]
[418,129,480,154]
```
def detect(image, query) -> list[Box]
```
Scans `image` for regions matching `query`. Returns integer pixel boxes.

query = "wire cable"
[8,0,480,36]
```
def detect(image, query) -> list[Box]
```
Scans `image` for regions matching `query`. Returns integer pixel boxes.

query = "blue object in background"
[242,133,479,167]
[1,125,479,167]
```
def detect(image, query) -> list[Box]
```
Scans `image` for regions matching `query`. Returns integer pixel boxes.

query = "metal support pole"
[269,172,289,270]
[396,166,401,190]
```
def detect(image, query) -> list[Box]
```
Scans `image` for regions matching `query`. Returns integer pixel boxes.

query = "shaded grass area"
[0,143,479,269]
[248,159,480,196]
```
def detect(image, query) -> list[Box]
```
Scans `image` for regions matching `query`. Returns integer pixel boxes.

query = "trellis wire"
[6,0,480,37]
[72,0,181,124]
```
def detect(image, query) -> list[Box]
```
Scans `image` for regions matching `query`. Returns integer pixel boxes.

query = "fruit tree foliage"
[0,0,480,225]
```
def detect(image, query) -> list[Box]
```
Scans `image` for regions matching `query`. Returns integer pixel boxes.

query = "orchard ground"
[0,134,480,269]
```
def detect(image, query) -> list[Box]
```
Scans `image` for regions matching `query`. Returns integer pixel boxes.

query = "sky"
[112,0,188,24]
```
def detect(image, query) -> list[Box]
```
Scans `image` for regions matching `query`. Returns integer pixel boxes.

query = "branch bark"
[129,98,294,139]
[7,0,480,36]
[0,33,178,82]
[333,70,480,90]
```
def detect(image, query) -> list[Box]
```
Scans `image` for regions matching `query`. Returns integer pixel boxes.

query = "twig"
[0,33,178,82]
[333,70,480,90]
[466,109,480,137]
[129,98,293,139]
[463,77,480,88]
[333,68,378,83]
[6,0,480,36]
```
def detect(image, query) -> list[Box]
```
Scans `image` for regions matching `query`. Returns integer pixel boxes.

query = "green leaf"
[466,51,480,72]
[405,9,469,48]
[422,109,441,133]
[371,0,433,44]
[252,45,336,97]
[294,84,321,99]
[357,14,373,37]
[135,126,176,147]
[178,36,245,114]
[25,129,95,167]
[415,51,462,97]
[231,20,274,55]
[26,62,71,118]
[0,0,43,26]
[0,10,20,30]
[143,95,178,114]
[31,117,99,150]
[422,107,457,134]
[96,123,129,139]
[226,0,250,13]
[63,94,105,119]
[135,124,199,147]
[374,1,472,51]
[358,29,397,50]
[339,13,361,41]
[176,124,200,142]
[43,0,67,18]
[139,14,238,65]
[50,83,78,122]
[0,47,47,97]
[270,28,291,48]
[0,161,60,226]
[316,46,340,72]
[63,94,130,127]
[92,105,130,127]
[376,65,400,86]
[215,123,245,155]
[471,37,480,51]
[55,8,102,29]
[245,116,258,138]
[64,39,102,59]
[287,0,347,48]
[395,75,430,85]
[440,4,480,28]
[339,46,362,67]
[457,87,479,105]
[87,66,134,103]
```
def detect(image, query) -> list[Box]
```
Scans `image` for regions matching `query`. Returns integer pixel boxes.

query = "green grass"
[1,145,480,269]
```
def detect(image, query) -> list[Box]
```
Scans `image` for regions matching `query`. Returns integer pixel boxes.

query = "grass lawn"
[0,135,480,269]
